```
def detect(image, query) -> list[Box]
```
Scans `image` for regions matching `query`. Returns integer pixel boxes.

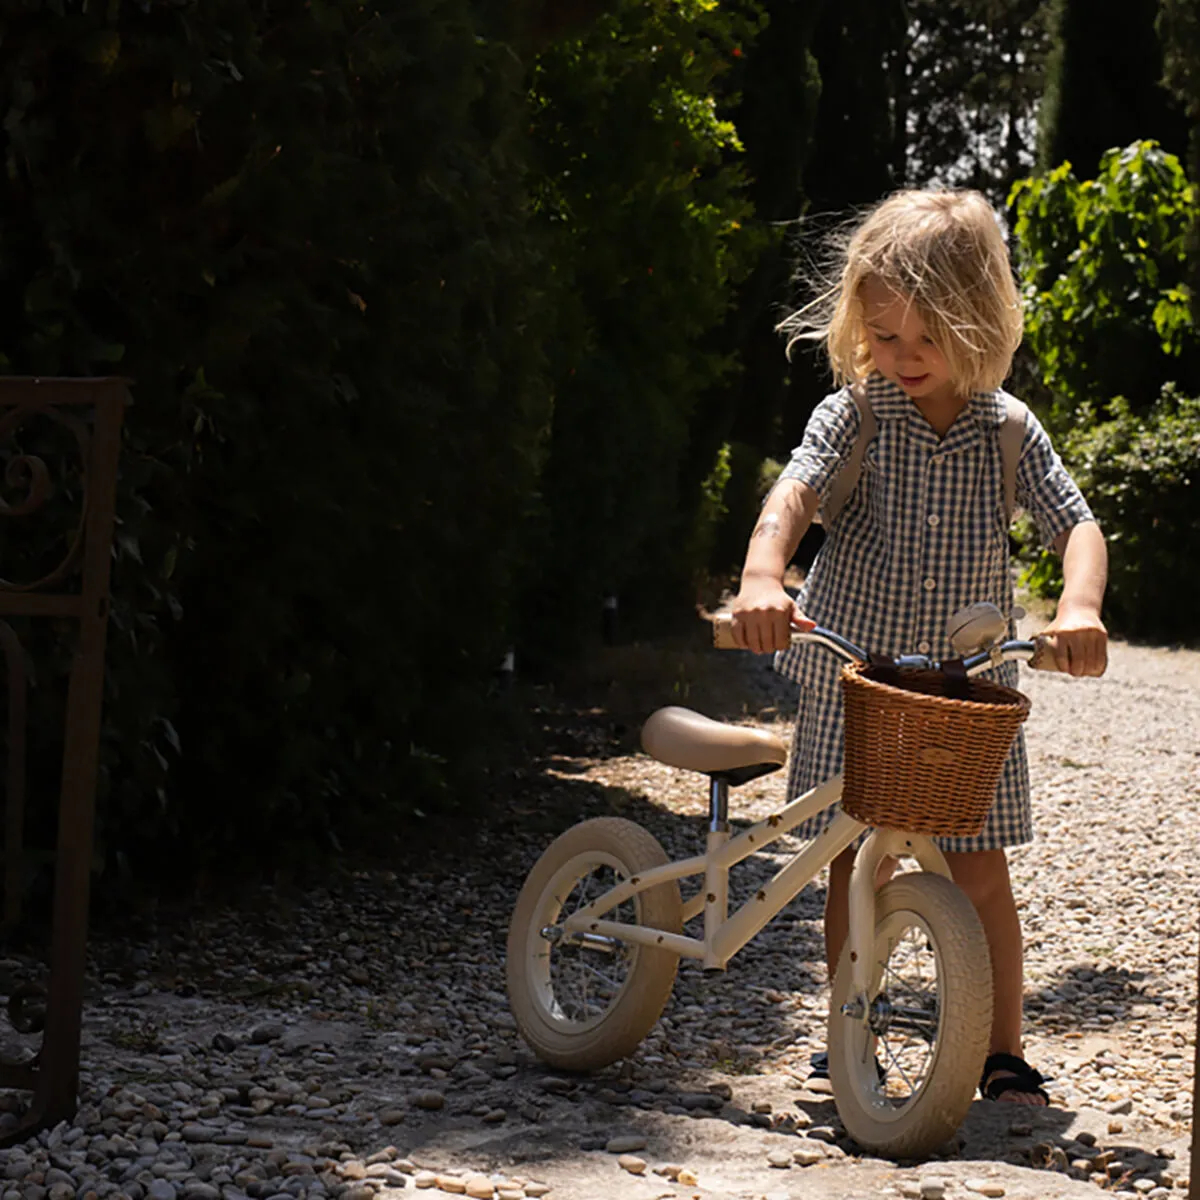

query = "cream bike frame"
[559,616,1050,1012]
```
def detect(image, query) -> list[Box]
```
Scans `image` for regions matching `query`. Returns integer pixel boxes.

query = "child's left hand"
[1041,602,1107,676]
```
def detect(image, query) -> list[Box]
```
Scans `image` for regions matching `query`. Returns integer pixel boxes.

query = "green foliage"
[0,0,786,884]
[0,0,549,875]
[686,441,734,577]
[1009,141,1199,422]
[1011,141,1200,639]
[1020,388,1200,640]
[518,0,768,657]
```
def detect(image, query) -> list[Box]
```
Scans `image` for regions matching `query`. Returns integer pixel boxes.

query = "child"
[730,188,1107,1105]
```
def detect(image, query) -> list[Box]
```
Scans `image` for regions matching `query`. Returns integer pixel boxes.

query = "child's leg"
[942,847,1045,1106]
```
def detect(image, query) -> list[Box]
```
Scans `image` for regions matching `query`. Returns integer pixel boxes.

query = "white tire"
[505,817,682,1071]
[828,872,993,1158]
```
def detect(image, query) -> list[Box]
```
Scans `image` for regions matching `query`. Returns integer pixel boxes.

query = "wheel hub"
[867,992,895,1036]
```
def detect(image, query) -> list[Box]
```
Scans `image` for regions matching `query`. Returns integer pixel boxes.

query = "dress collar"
[861,372,1005,429]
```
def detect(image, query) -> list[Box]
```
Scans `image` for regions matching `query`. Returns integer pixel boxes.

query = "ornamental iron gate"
[0,377,125,1144]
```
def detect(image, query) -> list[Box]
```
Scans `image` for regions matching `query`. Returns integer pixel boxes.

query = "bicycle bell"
[946,602,1007,655]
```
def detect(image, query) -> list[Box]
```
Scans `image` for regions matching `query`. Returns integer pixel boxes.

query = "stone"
[617,1155,646,1175]
[605,1135,647,1154]
[964,1179,1006,1197]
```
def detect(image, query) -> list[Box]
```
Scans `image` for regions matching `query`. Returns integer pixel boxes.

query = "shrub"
[0,1,549,877]
[1009,141,1199,425]
[517,0,767,659]
[1019,387,1200,641]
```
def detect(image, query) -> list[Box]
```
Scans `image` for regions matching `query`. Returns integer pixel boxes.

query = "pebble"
[616,1155,646,1175]
[964,1180,1006,1197]
[766,1149,792,1168]
[605,1135,647,1154]
[0,637,1188,1200]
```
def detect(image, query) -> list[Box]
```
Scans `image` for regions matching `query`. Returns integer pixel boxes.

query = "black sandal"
[809,1050,886,1084]
[979,1052,1050,1103]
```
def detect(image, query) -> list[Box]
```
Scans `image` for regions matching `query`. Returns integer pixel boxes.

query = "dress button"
[927,514,941,528]
[923,577,937,591]
[918,640,932,654]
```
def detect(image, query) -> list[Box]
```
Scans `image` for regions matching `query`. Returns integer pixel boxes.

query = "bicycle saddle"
[641,706,787,781]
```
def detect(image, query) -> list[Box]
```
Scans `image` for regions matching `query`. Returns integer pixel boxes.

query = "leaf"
[78,30,121,69]
[144,106,196,152]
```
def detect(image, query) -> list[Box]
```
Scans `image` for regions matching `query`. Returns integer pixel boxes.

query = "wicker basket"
[840,661,1032,838]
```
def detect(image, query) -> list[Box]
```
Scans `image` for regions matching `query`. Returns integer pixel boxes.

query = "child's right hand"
[730,579,815,654]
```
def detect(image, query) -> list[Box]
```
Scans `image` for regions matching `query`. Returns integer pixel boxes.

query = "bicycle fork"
[842,829,954,1020]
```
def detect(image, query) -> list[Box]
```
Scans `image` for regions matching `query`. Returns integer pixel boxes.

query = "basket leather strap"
[940,657,971,701]
[866,652,900,687]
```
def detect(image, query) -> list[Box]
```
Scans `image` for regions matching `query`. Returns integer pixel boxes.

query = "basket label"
[918,746,958,767]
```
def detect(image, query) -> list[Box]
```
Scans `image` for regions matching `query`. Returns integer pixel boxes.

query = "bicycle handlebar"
[710,612,1063,675]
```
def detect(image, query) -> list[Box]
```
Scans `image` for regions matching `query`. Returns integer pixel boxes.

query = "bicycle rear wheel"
[506,817,682,1071]
[828,872,992,1158]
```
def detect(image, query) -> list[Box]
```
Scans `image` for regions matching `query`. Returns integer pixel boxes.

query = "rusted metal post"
[0,377,126,1143]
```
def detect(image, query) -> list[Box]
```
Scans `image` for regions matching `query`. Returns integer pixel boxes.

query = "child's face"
[860,278,957,405]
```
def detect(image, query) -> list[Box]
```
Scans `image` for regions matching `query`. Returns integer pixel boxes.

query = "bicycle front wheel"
[828,872,992,1159]
[506,817,682,1071]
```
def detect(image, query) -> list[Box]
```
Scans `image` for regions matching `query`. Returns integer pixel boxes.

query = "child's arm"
[730,479,819,654]
[1043,520,1108,676]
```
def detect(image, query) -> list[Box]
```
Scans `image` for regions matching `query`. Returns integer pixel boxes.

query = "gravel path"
[0,626,1196,1200]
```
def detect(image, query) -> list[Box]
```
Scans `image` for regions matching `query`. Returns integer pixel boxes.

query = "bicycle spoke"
[869,919,944,1103]
[544,864,637,1027]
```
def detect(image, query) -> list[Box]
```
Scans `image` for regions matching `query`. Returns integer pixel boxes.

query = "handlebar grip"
[1029,633,1063,671]
[711,612,738,650]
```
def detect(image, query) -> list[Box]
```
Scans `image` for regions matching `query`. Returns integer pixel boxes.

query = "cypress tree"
[1039,0,1189,174]
[1158,0,1200,322]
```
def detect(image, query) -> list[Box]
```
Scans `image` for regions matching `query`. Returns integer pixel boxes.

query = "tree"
[905,0,1053,205]
[516,0,766,656]
[1158,0,1200,321]
[689,0,830,572]
[1039,0,1189,176]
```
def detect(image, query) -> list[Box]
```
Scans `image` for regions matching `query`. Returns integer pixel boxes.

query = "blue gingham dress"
[777,373,1095,852]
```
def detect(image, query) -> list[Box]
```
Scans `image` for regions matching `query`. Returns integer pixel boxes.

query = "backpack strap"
[817,386,1028,526]
[998,394,1030,524]
[817,383,876,526]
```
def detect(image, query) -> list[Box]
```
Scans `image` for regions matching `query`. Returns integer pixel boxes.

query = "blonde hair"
[780,189,1024,394]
